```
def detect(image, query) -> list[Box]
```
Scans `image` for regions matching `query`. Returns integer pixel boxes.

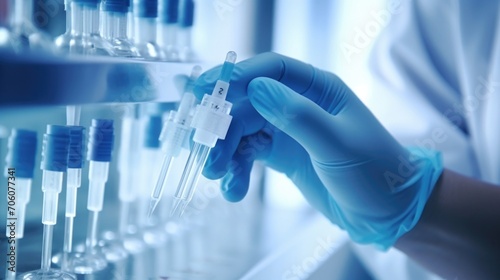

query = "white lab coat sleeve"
[353,0,480,279]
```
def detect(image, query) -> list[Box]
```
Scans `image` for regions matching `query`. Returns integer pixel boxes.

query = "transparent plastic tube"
[9,178,31,239]
[40,171,64,272]
[138,148,162,226]
[170,143,210,217]
[148,66,201,217]
[42,171,64,225]
[170,52,236,217]
[148,154,173,215]
[63,168,81,255]
[85,161,110,254]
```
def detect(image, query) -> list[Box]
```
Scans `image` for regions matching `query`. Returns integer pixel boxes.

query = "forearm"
[396,169,500,279]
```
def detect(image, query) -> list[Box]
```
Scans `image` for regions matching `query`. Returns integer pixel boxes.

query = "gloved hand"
[193,52,443,249]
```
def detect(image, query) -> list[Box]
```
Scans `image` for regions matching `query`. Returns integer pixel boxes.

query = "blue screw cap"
[5,129,37,178]
[102,0,130,13]
[41,125,71,172]
[73,0,101,6]
[134,0,158,18]
[179,0,194,27]
[144,115,163,148]
[87,119,114,162]
[68,126,85,169]
[159,0,179,24]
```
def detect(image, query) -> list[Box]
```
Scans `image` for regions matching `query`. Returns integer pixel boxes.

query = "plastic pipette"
[85,119,114,255]
[147,65,202,217]
[19,125,76,280]
[4,129,37,280]
[61,126,84,268]
[170,52,236,217]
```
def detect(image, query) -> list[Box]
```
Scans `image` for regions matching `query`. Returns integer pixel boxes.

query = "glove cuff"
[377,147,443,250]
[335,147,443,250]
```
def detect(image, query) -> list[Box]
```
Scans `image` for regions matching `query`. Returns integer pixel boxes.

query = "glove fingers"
[248,77,342,162]
[220,135,262,202]
[203,119,245,180]
[193,52,315,103]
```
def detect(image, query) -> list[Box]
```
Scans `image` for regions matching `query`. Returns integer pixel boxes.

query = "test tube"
[4,129,37,280]
[19,125,76,280]
[133,0,166,60]
[178,0,195,61]
[61,126,85,269]
[147,65,201,217]
[170,52,237,217]
[101,0,140,57]
[158,0,180,61]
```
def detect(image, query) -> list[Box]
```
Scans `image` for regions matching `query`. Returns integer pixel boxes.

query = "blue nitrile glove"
[193,52,443,249]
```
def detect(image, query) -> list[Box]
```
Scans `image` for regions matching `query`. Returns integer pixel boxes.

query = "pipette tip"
[169,197,187,218]
[225,51,237,64]
[190,65,203,80]
[147,199,159,218]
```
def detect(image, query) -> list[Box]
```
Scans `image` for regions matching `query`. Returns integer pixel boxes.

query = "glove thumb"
[248,77,341,161]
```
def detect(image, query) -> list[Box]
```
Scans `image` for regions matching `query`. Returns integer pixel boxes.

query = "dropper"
[4,129,37,280]
[147,65,202,217]
[170,52,236,217]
